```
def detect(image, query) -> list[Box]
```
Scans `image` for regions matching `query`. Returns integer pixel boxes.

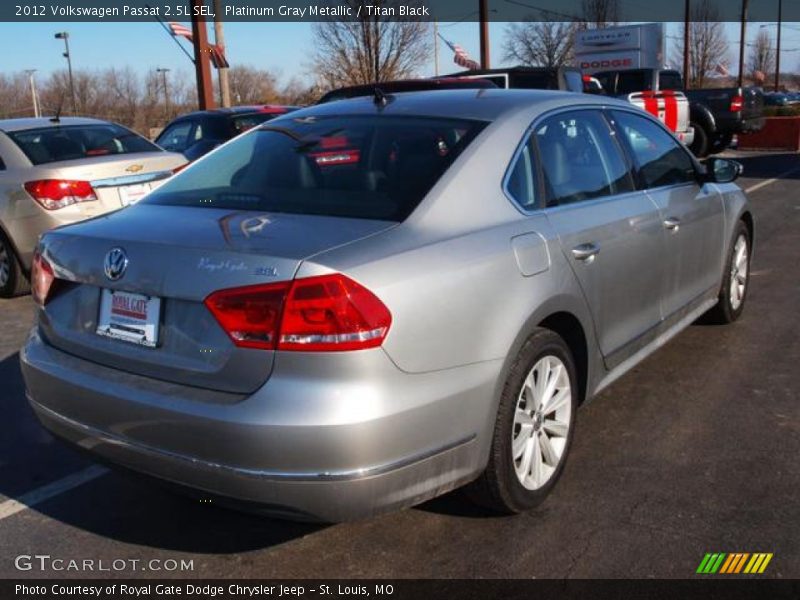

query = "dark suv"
[155,105,297,162]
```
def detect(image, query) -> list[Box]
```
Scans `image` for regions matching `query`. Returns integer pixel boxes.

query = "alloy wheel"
[511,355,573,490]
[0,240,9,289]
[729,234,748,311]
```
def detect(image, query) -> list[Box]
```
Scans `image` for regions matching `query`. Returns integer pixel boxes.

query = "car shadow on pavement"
[0,352,323,554]
[733,151,800,180]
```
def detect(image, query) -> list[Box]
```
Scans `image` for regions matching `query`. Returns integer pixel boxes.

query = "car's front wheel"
[0,234,29,298]
[705,221,751,324]
[469,328,578,513]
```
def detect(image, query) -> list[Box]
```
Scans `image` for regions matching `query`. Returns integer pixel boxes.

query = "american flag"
[210,44,229,69]
[439,35,480,71]
[168,21,193,42]
[715,62,729,76]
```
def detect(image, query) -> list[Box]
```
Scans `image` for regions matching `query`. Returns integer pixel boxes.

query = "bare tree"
[226,65,281,104]
[310,1,430,89]
[672,0,729,88]
[503,14,579,68]
[581,0,620,28]
[748,29,775,85]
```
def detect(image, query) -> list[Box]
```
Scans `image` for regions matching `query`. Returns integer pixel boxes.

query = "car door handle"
[664,217,681,232]
[572,243,600,262]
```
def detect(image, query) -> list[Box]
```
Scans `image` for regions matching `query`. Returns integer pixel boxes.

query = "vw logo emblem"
[104,247,128,281]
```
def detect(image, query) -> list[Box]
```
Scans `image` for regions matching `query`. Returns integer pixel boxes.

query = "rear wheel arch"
[494,302,592,410]
[537,312,589,406]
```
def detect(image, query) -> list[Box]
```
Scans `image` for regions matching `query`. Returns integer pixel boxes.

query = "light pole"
[760,1,783,91]
[737,0,748,89]
[54,31,76,115]
[156,68,170,120]
[24,69,40,118]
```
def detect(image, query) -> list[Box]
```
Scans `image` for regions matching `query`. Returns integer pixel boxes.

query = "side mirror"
[703,157,743,184]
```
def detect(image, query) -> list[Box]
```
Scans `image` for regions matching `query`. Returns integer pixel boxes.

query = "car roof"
[282,88,625,123]
[174,105,297,120]
[317,78,497,103]
[444,66,577,78]
[0,116,111,133]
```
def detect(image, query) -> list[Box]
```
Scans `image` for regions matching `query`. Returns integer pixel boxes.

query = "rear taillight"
[31,250,55,305]
[24,179,97,210]
[279,274,391,351]
[204,281,291,350]
[730,94,744,113]
[204,274,392,352]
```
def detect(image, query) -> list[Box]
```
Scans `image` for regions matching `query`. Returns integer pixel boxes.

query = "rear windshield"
[8,123,161,165]
[143,115,488,221]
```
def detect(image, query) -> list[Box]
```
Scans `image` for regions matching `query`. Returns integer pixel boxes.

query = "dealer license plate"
[96,289,161,347]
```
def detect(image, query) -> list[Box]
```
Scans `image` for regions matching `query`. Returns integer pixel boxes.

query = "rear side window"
[611,110,696,189]
[156,121,193,152]
[144,115,488,222]
[231,113,281,136]
[659,71,683,91]
[617,71,650,95]
[506,137,538,210]
[534,110,634,207]
[8,124,159,165]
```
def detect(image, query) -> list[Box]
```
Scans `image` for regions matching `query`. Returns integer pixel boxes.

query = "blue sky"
[0,21,797,88]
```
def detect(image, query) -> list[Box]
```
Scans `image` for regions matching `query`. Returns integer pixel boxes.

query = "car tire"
[710,133,734,154]
[0,233,30,298]
[704,221,751,324]
[690,122,710,158]
[468,328,578,514]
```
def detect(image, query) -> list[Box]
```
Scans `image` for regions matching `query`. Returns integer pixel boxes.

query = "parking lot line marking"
[745,167,800,194]
[0,465,109,521]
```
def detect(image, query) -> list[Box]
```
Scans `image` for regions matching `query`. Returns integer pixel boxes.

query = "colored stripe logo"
[696,553,773,574]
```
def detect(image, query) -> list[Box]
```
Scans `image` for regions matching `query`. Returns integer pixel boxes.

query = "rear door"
[536,109,666,369]
[610,109,725,321]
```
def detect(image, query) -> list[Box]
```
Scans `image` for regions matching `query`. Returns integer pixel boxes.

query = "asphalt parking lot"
[1,150,798,580]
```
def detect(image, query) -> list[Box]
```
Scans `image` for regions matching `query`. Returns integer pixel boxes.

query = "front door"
[610,110,725,321]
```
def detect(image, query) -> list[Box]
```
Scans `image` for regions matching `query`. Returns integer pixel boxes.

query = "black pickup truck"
[594,68,765,157]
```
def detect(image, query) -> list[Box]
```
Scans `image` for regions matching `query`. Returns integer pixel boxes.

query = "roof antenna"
[50,95,64,124]
[373,86,390,107]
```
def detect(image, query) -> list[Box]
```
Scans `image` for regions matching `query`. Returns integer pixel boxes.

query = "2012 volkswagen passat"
[21,90,753,522]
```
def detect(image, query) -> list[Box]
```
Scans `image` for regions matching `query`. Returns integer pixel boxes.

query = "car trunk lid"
[37,204,396,394]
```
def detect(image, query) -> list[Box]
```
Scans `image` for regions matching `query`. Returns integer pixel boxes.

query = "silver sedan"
[0,117,186,297]
[21,90,752,521]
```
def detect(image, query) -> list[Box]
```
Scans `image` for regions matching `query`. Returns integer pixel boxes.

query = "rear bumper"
[21,329,500,521]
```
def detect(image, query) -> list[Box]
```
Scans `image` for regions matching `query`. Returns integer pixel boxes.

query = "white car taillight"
[24,179,98,210]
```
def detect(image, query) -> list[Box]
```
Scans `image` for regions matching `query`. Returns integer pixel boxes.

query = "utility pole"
[54,31,76,115]
[213,0,231,107]
[775,0,782,91]
[479,0,490,69]
[24,70,40,118]
[433,20,440,77]
[737,0,749,89]
[683,0,691,89]
[190,0,215,110]
[156,68,170,120]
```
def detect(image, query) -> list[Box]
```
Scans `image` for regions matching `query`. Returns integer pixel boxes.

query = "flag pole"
[148,5,195,64]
